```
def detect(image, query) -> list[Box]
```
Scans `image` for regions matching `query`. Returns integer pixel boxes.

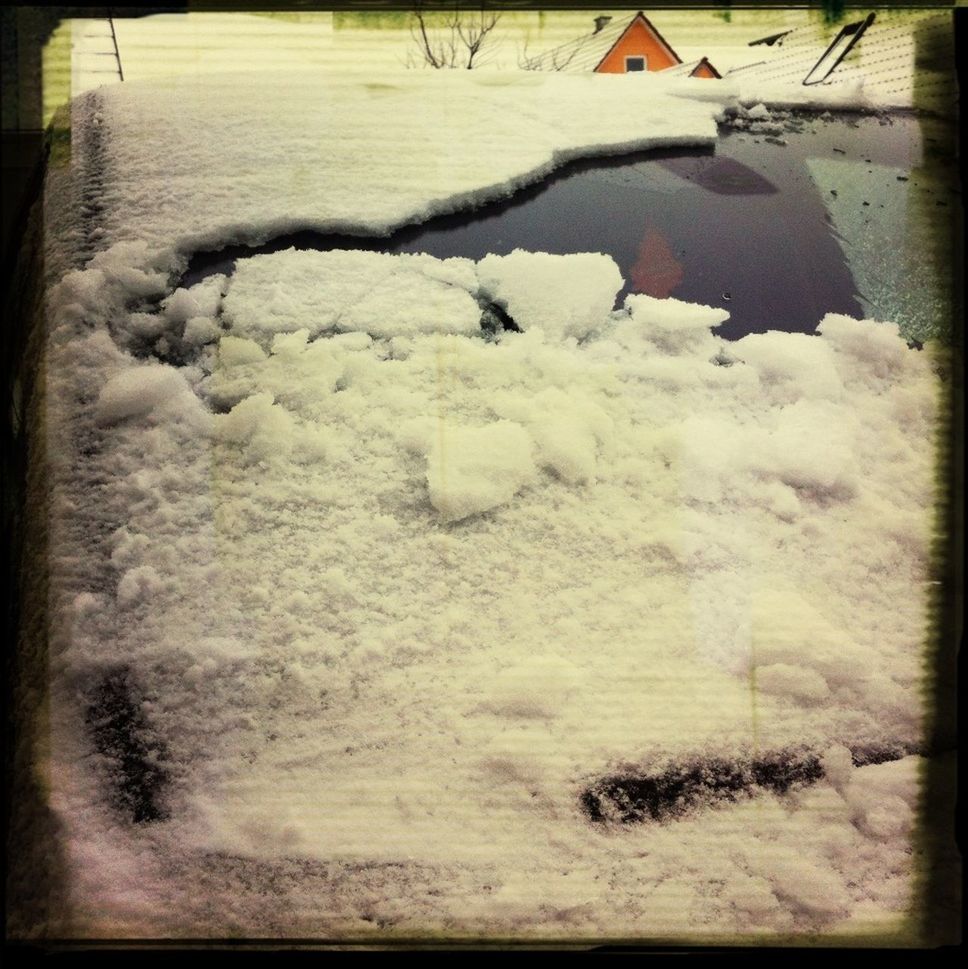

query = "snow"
[95,364,197,425]
[19,67,950,942]
[223,249,482,343]
[426,420,538,523]
[81,70,727,261]
[477,250,623,341]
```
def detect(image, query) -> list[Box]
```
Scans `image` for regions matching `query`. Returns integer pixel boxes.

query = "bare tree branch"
[408,3,501,70]
[518,36,580,72]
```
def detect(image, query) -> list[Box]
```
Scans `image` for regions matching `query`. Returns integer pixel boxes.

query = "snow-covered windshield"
[10,16,959,946]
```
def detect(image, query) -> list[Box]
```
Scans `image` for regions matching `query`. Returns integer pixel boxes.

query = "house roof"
[662,56,722,79]
[728,12,876,85]
[727,9,952,102]
[523,11,682,73]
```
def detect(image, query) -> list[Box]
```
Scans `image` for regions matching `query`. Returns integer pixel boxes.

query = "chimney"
[593,15,612,34]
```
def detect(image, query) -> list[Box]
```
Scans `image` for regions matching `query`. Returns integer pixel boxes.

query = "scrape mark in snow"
[582,750,826,824]
[85,668,169,824]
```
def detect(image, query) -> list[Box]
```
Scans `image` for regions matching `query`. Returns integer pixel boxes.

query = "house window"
[803,13,875,85]
[625,56,647,72]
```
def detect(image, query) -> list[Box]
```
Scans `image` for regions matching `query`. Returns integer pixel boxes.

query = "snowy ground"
[16,68,952,942]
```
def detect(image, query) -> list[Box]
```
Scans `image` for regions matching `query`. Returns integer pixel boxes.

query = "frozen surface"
[806,157,951,345]
[23,70,947,941]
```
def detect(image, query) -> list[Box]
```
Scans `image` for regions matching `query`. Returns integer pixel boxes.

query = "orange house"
[524,11,721,79]
[595,11,682,74]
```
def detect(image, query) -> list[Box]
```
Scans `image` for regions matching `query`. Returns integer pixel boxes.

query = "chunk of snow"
[477,250,623,341]
[218,335,267,366]
[215,392,295,465]
[95,365,194,425]
[821,744,855,793]
[88,240,171,298]
[125,312,167,340]
[817,314,912,382]
[223,249,482,343]
[117,565,164,608]
[426,420,537,522]
[623,292,729,354]
[755,663,831,703]
[492,386,613,484]
[734,331,843,403]
[759,852,850,918]
[182,316,220,347]
[845,755,922,812]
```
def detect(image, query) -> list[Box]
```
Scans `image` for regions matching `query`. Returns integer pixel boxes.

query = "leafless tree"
[407,3,502,70]
[517,38,579,72]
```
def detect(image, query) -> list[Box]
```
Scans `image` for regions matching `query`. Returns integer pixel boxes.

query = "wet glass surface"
[182,113,945,342]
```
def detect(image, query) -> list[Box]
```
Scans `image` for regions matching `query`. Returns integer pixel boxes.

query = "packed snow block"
[215,392,295,465]
[844,756,922,840]
[821,744,855,793]
[756,399,859,498]
[755,850,851,919]
[750,588,872,690]
[223,249,481,343]
[338,265,481,339]
[660,414,752,503]
[47,268,110,328]
[733,331,844,403]
[222,249,384,339]
[755,663,831,704]
[845,755,921,811]
[125,312,168,340]
[624,292,729,354]
[95,364,195,425]
[491,386,613,484]
[477,250,622,341]
[161,274,226,324]
[269,329,310,359]
[817,313,913,383]
[87,241,172,300]
[117,565,165,608]
[182,316,221,347]
[218,335,267,366]
[426,420,537,523]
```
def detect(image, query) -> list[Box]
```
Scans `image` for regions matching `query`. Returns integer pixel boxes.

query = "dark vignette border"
[2,0,962,952]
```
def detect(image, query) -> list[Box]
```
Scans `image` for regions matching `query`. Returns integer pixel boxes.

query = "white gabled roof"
[727,10,953,107]
[522,13,637,73]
